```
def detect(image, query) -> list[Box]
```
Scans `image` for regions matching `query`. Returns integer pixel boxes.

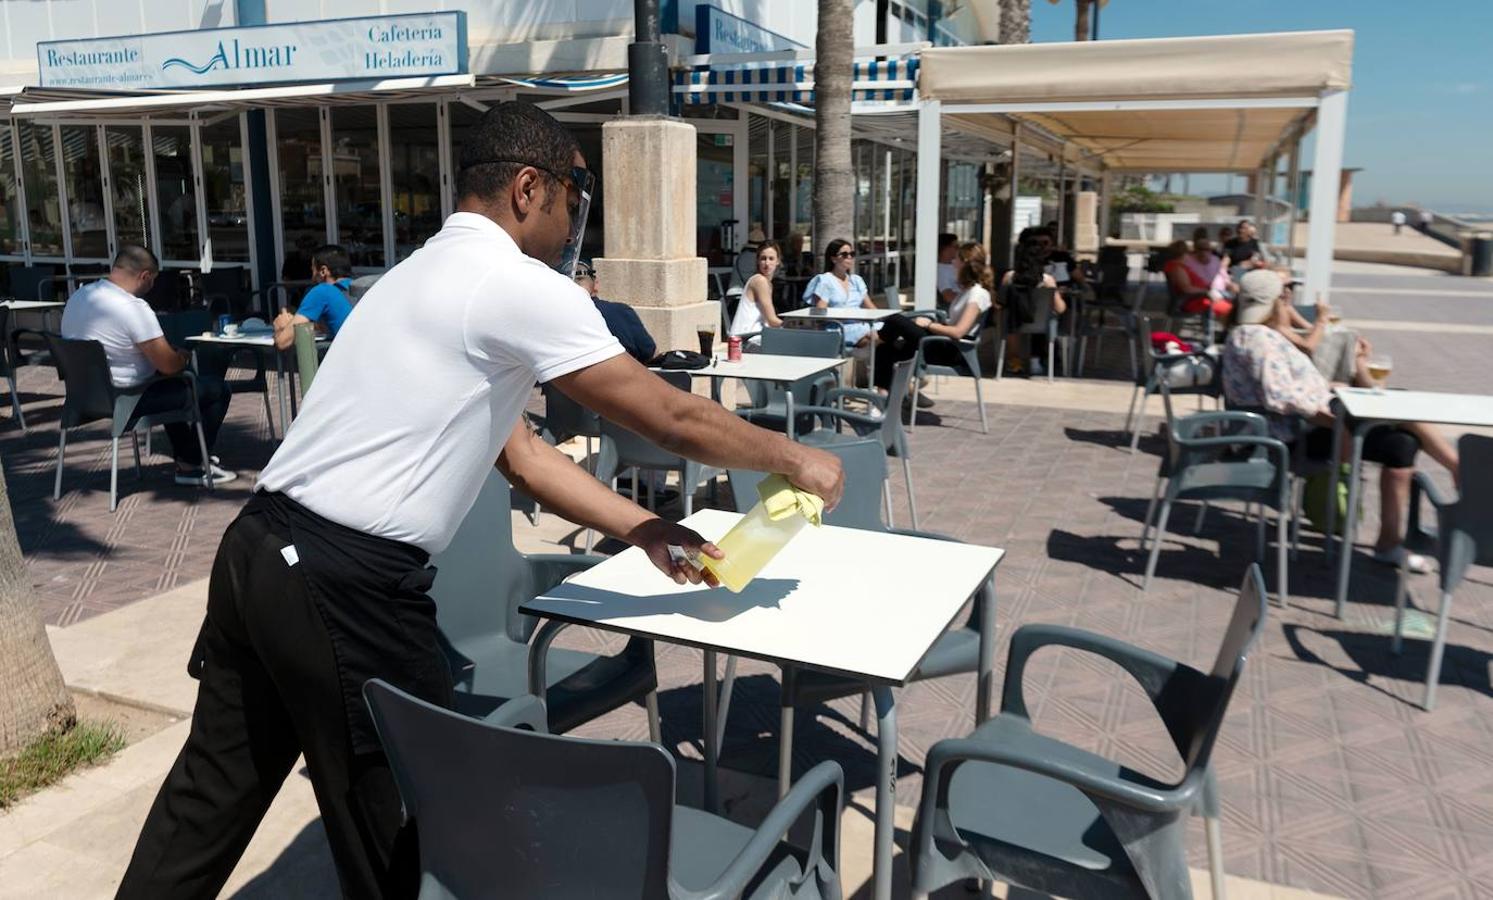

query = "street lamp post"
[629,0,670,117]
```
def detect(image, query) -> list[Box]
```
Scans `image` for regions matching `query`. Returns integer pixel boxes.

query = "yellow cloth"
[756,474,824,527]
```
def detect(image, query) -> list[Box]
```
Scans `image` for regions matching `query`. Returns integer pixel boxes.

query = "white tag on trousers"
[280,544,300,567]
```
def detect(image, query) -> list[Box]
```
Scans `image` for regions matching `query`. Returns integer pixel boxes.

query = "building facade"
[0,1,1005,305]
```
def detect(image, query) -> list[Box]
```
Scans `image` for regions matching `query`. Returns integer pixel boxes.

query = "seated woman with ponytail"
[872,242,994,391]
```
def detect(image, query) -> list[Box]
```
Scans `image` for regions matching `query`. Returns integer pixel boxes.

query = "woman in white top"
[872,241,994,390]
[727,239,784,341]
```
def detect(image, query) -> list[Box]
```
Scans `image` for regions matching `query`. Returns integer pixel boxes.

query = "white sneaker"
[175,463,238,487]
[1372,545,1430,575]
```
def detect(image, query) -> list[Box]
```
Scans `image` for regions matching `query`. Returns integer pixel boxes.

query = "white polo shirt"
[59,279,164,388]
[256,212,623,553]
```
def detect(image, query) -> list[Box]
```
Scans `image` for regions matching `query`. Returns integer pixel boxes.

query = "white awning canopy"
[6,73,477,117]
[920,29,1354,173]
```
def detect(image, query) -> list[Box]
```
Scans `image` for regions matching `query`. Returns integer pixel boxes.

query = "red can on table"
[727,336,742,361]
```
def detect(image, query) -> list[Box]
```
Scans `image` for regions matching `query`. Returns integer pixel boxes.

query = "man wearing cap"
[1222,270,1459,574]
[117,101,844,900]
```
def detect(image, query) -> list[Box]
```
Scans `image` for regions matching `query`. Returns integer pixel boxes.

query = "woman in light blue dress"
[802,238,876,349]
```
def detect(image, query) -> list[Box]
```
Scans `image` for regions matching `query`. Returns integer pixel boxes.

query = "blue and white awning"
[674,57,918,106]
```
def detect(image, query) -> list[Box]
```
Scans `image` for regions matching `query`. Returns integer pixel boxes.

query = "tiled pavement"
[6,268,1492,898]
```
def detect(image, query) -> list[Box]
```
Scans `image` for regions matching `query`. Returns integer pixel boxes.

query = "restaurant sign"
[36,11,466,90]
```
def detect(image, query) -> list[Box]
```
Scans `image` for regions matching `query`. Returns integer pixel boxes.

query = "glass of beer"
[1367,354,1393,392]
[697,326,716,357]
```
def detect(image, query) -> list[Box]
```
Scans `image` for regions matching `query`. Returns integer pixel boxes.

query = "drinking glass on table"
[697,326,716,357]
[1367,353,1393,392]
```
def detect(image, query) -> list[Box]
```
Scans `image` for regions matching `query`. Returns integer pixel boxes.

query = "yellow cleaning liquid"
[702,501,810,593]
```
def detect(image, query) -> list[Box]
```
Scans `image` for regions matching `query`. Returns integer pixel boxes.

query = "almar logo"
[162,39,297,76]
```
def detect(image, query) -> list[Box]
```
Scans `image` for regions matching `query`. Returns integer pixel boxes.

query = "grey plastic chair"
[293,323,320,396]
[908,565,1268,900]
[1139,387,1291,605]
[364,680,844,900]
[1392,433,1493,710]
[1124,315,1221,453]
[0,307,27,431]
[45,335,211,512]
[736,326,843,439]
[995,285,1058,384]
[796,357,918,529]
[911,303,992,434]
[430,469,662,739]
[727,438,993,788]
[595,370,721,516]
[536,382,603,468]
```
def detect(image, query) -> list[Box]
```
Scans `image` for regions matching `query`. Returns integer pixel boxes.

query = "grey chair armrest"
[1170,411,1269,443]
[118,369,200,396]
[915,334,965,353]
[527,553,606,592]
[1407,470,1456,549]
[1175,434,1289,468]
[794,404,881,433]
[686,760,843,900]
[1000,624,1183,723]
[822,386,886,411]
[481,694,549,733]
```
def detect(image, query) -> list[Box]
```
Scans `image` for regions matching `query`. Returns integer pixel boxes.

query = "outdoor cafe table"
[656,351,847,437]
[1,299,65,328]
[1326,386,1493,617]
[185,331,326,437]
[522,508,1004,900]
[782,306,900,386]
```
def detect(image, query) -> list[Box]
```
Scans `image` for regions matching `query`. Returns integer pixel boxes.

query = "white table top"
[783,307,899,323]
[522,508,1004,685]
[1334,386,1493,429]
[185,332,279,348]
[661,352,845,384]
[1,300,65,311]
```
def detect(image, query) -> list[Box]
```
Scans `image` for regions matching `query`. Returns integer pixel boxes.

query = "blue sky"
[1028,1,1493,213]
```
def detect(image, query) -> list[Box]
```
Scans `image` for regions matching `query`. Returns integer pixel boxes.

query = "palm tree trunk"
[1075,0,1094,41]
[0,459,73,756]
[999,0,1032,43]
[813,0,855,252]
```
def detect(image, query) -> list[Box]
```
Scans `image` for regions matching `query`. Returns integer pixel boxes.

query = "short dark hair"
[456,101,581,209]
[311,244,352,278]
[937,233,958,251]
[112,244,158,274]
[756,239,782,260]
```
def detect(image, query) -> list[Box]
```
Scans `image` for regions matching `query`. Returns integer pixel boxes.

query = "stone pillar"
[592,117,717,353]
[1072,190,1100,259]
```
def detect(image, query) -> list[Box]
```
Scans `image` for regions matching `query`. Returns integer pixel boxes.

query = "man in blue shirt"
[273,244,355,350]
[574,260,657,363]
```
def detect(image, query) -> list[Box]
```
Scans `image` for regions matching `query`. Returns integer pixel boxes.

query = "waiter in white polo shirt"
[117,102,843,900]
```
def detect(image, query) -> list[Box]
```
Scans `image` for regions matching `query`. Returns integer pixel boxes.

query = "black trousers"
[117,495,451,900]
[873,314,962,389]
[134,375,231,467]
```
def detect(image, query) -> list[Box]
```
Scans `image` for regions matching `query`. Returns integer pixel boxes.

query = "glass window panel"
[387,103,441,262]
[106,126,150,249]
[447,101,485,209]
[1,127,21,256]
[331,106,383,268]
[696,130,735,265]
[793,125,814,247]
[152,125,199,260]
[200,116,250,262]
[18,123,63,257]
[275,108,326,280]
[61,126,108,259]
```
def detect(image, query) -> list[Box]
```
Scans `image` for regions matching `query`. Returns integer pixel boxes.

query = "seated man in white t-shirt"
[60,245,235,486]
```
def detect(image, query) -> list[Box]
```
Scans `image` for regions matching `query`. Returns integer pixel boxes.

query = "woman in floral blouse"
[1222,270,1458,573]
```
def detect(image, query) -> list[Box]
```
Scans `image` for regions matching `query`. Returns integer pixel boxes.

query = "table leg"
[273,348,291,432]
[1324,414,1345,563]
[777,666,797,800]
[867,337,876,392]
[976,577,997,724]
[703,649,719,814]
[785,391,795,441]
[871,685,897,900]
[1334,426,1368,619]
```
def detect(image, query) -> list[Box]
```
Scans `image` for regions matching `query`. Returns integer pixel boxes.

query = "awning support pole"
[1284,134,1302,272]
[914,99,942,308]
[237,0,277,299]
[1303,89,1348,305]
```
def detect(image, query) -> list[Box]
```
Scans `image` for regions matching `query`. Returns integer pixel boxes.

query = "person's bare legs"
[1374,466,1412,552]
[1404,421,1460,485]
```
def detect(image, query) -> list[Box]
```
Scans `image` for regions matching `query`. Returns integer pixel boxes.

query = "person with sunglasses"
[804,238,877,352]
[117,101,845,900]
[573,260,656,363]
